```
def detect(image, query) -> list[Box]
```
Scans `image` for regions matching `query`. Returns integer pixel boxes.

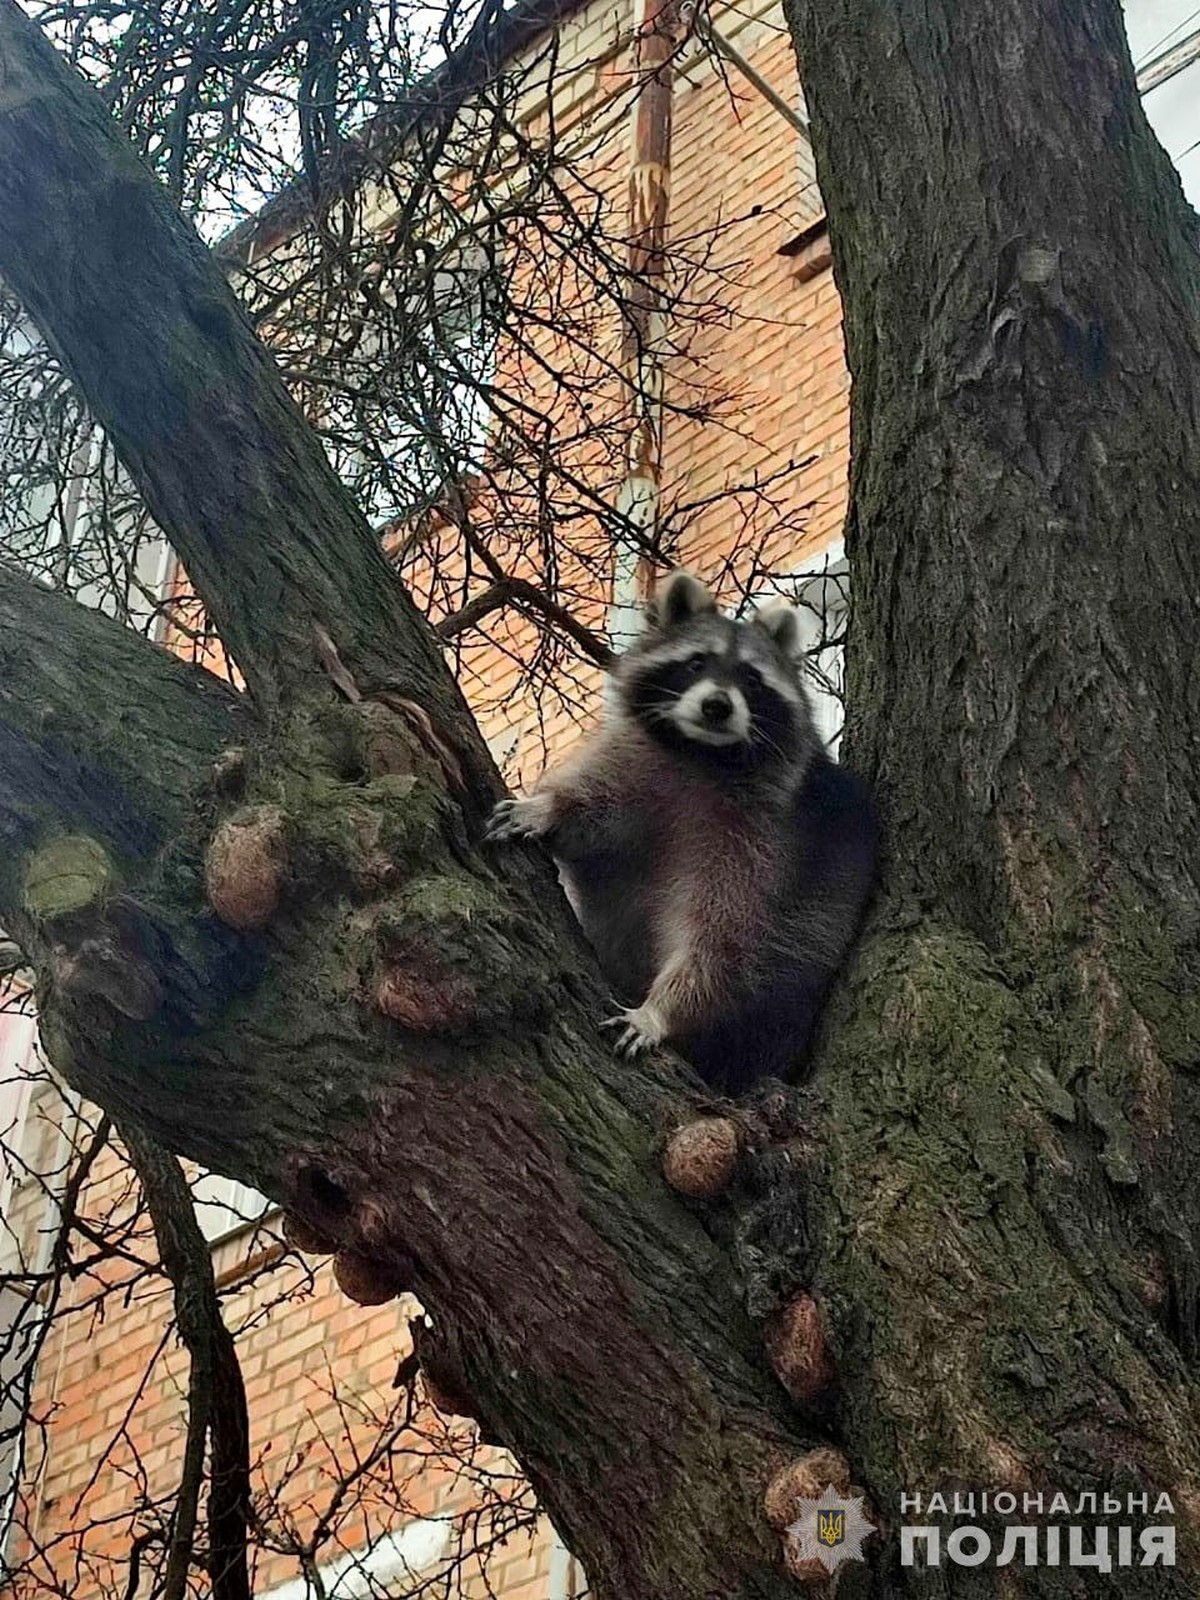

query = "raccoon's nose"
[700,690,733,725]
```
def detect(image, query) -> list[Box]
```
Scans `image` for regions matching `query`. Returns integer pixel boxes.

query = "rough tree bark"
[779,0,1200,1590]
[2,0,1199,1595]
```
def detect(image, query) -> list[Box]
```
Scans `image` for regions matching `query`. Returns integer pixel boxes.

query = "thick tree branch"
[0,567,819,1596]
[0,565,251,1058]
[0,565,244,873]
[0,0,476,738]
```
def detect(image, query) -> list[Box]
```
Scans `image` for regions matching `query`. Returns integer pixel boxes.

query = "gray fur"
[487,571,877,1091]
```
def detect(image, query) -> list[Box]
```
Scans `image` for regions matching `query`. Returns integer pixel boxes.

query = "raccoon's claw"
[602,1006,666,1058]
[485,796,550,843]
[484,799,523,842]
[602,1017,650,1057]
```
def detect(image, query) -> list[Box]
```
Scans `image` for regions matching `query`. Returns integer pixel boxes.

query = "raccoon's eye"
[684,653,707,674]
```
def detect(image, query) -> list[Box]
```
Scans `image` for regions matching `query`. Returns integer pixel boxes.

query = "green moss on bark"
[23,835,116,922]
[804,915,1200,1588]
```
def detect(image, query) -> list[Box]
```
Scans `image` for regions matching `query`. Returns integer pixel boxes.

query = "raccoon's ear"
[648,570,717,629]
[753,598,803,658]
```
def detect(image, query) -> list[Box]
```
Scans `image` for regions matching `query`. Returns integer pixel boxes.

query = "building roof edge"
[216,0,591,264]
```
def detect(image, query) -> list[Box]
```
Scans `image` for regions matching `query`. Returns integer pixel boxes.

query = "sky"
[1123,0,1200,203]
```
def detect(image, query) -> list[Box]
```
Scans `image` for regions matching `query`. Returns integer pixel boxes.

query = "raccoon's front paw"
[485,795,556,843]
[602,1002,669,1058]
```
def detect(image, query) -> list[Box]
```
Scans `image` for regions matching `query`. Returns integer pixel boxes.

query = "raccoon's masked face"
[613,571,812,765]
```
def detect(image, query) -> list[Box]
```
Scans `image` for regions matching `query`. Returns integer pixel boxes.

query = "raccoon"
[487,569,877,1094]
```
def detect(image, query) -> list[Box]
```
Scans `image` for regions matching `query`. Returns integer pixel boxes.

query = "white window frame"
[752,537,848,757]
[190,1171,275,1248]
[0,1010,38,1246]
[0,1283,42,1582]
[548,1528,589,1599]
[259,1517,453,1599]
[0,1010,69,1579]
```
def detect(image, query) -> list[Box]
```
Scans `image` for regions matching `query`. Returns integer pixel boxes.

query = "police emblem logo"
[817,1509,846,1548]
[788,1486,874,1575]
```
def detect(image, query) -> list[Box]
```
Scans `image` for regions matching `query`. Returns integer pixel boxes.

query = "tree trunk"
[782,0,1200,1589]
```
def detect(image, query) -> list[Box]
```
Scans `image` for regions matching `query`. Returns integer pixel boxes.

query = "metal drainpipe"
[615,0,684,601]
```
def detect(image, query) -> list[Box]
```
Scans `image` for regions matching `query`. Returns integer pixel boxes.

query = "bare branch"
[121,1126,251,1600]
